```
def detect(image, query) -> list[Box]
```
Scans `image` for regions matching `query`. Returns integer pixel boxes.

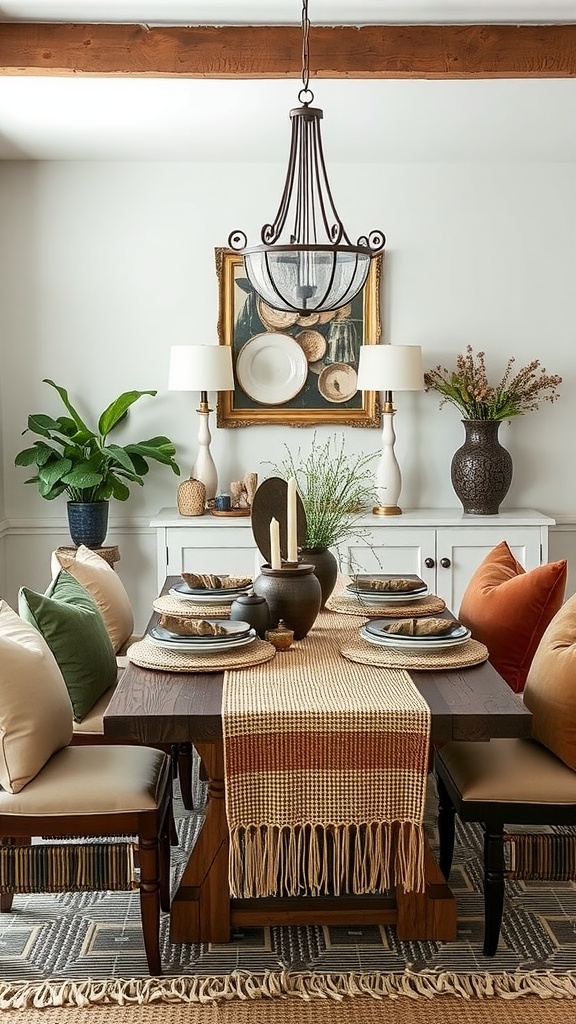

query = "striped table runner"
[223,610,431,899]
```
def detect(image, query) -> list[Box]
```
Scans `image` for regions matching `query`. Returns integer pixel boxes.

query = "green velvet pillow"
[18,570,117,722]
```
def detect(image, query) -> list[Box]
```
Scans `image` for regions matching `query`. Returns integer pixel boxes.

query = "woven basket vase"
[177,477,206,516]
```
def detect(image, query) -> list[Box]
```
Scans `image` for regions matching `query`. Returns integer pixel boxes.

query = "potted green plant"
[14,379,180,547]
[268,434,378,605]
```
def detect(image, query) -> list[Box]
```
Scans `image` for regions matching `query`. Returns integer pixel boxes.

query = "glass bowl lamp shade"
[227,0,384,315]
[168,345,234,502]
[356,345,424,516]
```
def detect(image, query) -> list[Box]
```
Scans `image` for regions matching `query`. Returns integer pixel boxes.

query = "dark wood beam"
[1,22,576,79]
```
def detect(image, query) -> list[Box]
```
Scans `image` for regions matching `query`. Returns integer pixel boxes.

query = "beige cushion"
[0,744,169,815]
[524,593,576,771]
[0,601,73,794]
[51,545,134,654]
[439,738,576,804]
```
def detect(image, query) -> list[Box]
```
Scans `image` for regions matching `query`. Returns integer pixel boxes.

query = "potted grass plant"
[15,379,180,547]
[268,433,377,605]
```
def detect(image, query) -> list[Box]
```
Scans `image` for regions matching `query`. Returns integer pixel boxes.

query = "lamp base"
[372,505,402,516]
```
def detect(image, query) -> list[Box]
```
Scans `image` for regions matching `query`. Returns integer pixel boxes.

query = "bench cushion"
[458,541,567,693]
[0,601,73,794]
[524,592,576,771]
[438,738,576,805]
[0,744,169,815]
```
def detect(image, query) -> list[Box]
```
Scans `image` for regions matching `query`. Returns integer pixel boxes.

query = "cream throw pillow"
[0,601,73,793]
[524,593,576,771]
[51,545,134,653]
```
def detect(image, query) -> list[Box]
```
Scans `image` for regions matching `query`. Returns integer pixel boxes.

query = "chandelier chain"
[301,0,310,95]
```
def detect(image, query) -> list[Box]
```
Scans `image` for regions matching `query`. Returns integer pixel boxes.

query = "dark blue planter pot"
[67,501,109,548]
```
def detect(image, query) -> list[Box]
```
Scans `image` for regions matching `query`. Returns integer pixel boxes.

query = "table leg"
[170,738,231,944]
[169,742,456,945]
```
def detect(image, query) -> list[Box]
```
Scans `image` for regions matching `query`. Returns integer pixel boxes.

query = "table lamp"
[168,345,234,502]
[356,344,424,515]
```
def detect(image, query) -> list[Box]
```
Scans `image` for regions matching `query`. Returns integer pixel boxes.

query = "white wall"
[1,159,575,627]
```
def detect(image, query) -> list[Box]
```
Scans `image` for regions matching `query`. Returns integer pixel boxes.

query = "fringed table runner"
[223,609,431,900]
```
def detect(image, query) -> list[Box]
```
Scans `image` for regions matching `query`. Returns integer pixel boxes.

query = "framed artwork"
[215,248,382,427]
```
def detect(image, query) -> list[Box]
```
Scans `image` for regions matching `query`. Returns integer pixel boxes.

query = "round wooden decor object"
[251,477,307,564]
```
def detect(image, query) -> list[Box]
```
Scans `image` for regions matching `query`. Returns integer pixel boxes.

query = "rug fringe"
[1,971,576,1009]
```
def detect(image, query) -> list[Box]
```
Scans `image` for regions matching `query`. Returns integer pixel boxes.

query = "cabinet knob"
[424,558,435,569]
[440,557,451,569]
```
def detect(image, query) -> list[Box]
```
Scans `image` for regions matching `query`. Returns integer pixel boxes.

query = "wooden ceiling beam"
[1,22,576,79]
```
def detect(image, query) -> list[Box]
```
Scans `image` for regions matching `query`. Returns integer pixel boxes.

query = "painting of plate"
[257,298,298,332]
[296,329,327,363]
[318,363,358,403]
[296,312,320,327]
[236,333,308,405]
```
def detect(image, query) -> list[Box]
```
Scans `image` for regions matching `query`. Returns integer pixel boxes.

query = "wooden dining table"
[103,577,532,946]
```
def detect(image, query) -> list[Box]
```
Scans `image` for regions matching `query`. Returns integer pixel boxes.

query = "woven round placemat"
[127,637,276,672]
[326,592,446,618]
[153,594,232,618]
[340,637,489,670]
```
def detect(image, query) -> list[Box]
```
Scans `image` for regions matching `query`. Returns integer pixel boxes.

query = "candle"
[269,517,281,570]
[287,476,298,563]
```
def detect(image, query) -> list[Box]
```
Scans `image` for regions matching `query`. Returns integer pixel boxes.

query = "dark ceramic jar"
[229,591,270,639]
[252,563,321,640]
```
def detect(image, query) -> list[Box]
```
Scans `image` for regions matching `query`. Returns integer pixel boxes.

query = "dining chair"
[0,744,173,975]
[435,738,576,955]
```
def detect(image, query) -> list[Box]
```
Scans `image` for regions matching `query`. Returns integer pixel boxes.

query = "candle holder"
[252,563,321,640]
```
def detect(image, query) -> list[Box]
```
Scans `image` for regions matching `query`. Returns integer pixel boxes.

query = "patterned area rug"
[1,760,576,1005]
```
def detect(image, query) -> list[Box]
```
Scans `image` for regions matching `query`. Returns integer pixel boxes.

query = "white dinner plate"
[360,626,471,652]
[345,587,429,604]
[151,621,252,643]
[169,585,250,604]
[235,333,308,405]
[365,620,469,642]
[147,629,257,654]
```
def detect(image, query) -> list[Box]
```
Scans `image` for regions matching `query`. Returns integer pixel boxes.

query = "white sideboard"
[151,507,554,612]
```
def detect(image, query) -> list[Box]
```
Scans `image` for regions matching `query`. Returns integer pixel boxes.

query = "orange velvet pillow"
[524,593,576,771]
[458,541,567,693]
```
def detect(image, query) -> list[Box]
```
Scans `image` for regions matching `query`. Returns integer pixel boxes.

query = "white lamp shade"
[356,345,424,392]
[168,345,234,392]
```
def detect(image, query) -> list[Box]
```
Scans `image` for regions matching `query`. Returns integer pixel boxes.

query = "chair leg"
[137,833,162,975]
[159,811,172,914]
[0,837,30,912]
[1,893,14,912]
[483,824,506,956]
[436,773,456,880]
[177,742,194,810]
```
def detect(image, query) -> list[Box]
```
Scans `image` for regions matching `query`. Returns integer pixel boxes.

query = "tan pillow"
[524,593,576,771]
[0,601,73,793]
[51,545,134,653]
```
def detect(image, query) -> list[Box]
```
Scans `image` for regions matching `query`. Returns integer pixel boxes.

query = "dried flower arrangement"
[424,346,562,421]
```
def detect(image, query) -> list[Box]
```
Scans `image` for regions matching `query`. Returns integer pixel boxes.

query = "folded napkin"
[181,572,251,590]
[353,577,424,593]
[382,617,458,638]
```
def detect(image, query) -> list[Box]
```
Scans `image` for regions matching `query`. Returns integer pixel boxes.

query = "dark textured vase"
[451,420,513,515]
[299,547,338,608]
[252,563,322,640]
[67,501,109,548]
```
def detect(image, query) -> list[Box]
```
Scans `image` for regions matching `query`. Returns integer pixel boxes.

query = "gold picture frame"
[215,248,382,427]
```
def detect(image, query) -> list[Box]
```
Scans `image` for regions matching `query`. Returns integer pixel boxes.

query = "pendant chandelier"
[228,0,385,315]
